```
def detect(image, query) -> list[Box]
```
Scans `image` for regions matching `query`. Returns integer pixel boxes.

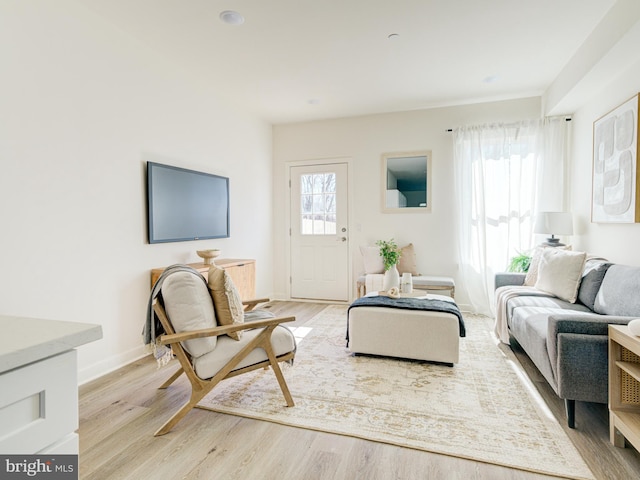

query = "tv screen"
[147,162,230,243]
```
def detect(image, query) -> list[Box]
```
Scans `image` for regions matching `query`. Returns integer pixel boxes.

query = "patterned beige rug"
[198,305,594,480]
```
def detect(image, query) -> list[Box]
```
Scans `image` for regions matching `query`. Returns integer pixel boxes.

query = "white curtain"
[453,118,569,315]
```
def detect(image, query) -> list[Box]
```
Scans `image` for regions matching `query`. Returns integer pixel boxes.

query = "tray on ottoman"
[347,293,465,365]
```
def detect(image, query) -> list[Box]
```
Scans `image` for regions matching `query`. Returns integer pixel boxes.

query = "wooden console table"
[151,258,256,300]
[608,324,640,451]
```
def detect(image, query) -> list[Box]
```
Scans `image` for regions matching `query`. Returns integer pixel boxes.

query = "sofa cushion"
[162,271,217,357]
[594,264,640,316]
[506,295,591,319]
[508,307,558,389]
[577,259,611,310]
[208,265,245,340]
[534,249,586,303]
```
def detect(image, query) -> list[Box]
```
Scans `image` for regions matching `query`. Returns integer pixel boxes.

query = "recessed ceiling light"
[388,33,400,39]
[307,99,320,105]
[483,74,499,84]
[219,10,244,25]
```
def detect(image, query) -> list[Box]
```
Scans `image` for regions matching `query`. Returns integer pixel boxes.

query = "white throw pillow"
[162,272,217,357]
[360,246,384,274]
[524,245,572,286]
[534,249,586,303]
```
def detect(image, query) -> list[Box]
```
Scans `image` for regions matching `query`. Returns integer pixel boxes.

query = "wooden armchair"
[150,269,296,436]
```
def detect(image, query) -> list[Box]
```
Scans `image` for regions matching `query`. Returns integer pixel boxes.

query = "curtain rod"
[446,116,572,132]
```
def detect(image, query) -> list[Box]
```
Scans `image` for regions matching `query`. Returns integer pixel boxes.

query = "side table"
[608,324,640,450]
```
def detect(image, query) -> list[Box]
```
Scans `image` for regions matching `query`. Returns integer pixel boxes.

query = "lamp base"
[542,237,565,247]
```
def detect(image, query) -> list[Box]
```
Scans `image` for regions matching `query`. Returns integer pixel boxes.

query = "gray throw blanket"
[347,295,466,345]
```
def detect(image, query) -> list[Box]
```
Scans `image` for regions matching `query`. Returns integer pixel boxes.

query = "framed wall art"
[592,93,640,223]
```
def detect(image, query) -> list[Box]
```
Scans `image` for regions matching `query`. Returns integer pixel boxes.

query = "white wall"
[567,56,640,266]
[0,1,274,382]
[273,97,542,308]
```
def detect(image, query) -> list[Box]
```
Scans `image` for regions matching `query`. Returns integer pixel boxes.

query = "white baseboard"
[78,345,148,385]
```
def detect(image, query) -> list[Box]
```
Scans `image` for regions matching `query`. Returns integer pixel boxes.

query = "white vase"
[629,319,640,336]
[383,264,400,291]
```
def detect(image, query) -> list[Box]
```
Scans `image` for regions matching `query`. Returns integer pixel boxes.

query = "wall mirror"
[381,150,432,213]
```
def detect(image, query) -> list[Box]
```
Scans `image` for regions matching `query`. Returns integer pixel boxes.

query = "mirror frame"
[381,150,432,213]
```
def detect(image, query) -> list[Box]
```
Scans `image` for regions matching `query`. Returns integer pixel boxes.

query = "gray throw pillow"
[577,260,611,310]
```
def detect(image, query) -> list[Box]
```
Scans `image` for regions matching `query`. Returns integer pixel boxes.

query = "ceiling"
[82,0,617,124]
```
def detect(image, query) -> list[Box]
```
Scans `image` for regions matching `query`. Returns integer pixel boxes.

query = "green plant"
[507,252,532,273]
[376,238,402,271]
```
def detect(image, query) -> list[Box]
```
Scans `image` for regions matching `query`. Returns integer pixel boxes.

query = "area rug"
[198,305,594,480]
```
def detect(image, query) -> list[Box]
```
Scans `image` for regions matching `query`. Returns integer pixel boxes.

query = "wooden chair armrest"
[159,315,295,345]
[242,297,270,311]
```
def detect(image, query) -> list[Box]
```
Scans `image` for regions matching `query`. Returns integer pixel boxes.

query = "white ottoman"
[348,294,462,365]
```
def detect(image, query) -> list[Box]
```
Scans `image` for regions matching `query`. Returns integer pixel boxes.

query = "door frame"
[285,157,353,302]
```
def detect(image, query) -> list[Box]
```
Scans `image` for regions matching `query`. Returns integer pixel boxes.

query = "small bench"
[356,274,455,298]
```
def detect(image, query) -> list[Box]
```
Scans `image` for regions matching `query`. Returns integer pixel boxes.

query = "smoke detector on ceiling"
[220,10,245,26]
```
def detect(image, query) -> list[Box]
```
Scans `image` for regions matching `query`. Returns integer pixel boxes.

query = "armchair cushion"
[208,265,245,340]
[192,325,296,380]
[161,272,217,357]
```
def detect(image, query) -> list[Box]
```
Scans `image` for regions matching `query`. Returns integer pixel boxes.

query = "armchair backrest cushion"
[161,272,217,357]
[208,265,245,340]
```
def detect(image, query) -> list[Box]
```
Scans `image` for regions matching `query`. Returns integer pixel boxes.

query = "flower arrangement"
[376,238,401,271]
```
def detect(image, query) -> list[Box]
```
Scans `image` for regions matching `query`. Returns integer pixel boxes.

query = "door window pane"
[301,174,313,194]
[325,194,336,213]
[300,172,337,235]
[301,195,313,214]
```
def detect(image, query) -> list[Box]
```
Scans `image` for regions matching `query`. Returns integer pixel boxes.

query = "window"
[300,173,336,235]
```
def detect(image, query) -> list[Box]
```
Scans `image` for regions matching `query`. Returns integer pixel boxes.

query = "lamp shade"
[533,212,573,235]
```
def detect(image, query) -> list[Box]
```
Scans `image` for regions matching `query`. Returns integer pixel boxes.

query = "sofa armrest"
[548,313,633,338]
[546,313,634,401]
[556,333,609,403]
[494,272,525,290]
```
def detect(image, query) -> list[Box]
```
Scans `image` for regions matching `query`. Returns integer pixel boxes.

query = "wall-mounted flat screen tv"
[147,161,230,243]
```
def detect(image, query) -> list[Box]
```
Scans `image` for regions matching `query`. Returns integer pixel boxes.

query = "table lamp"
[533,212,573,247]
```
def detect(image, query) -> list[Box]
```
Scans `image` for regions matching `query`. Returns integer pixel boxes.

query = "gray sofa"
[495,259,640,428]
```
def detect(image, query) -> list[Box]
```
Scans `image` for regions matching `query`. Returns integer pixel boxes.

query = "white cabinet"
[0,316,102,454]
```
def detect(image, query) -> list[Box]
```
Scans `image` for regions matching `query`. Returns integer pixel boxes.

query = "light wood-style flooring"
[79,301,640,479]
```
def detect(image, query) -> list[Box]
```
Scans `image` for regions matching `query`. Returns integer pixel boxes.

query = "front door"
[290,162,349,301]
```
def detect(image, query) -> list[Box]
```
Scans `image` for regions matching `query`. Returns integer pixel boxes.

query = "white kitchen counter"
[0,315,102,374]
[0,315,103,454]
